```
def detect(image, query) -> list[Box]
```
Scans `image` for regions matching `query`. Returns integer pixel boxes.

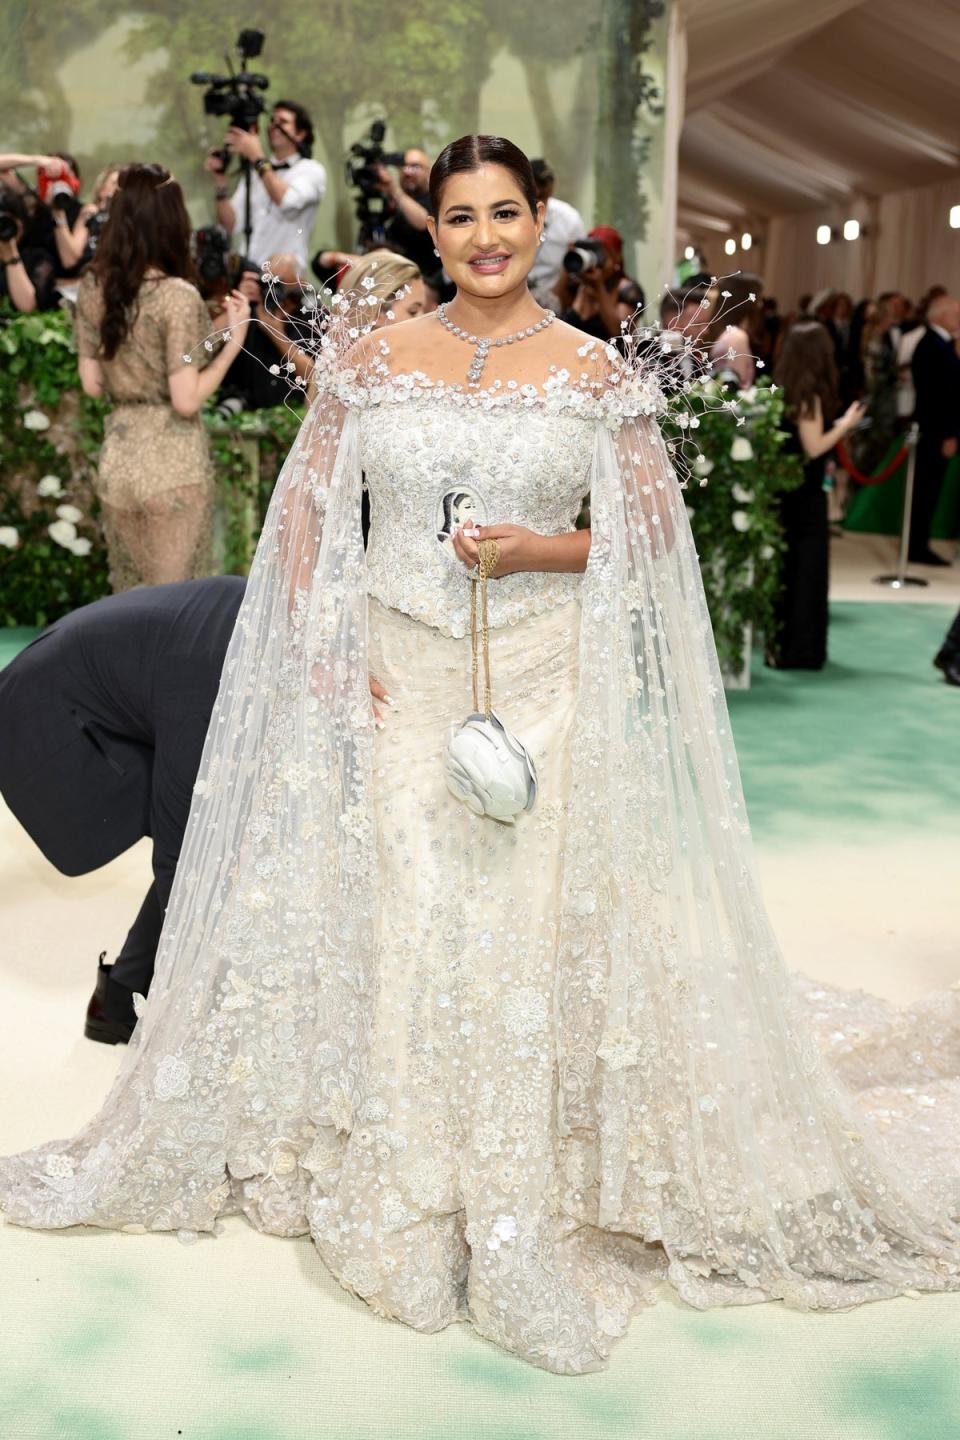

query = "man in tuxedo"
[0,577,245,1043]
[909,295,960,565]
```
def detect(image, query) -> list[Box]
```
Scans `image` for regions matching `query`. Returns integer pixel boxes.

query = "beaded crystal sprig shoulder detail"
[437,302,555,388]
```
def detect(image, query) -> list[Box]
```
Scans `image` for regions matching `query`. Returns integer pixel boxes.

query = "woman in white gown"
[3,136,960,1376]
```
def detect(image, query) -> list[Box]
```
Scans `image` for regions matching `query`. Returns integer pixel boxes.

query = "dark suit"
[0,577,245,994]
[910,327,960,555]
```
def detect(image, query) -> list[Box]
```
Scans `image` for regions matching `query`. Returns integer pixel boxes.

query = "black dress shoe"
[940,659,960,687]
[909,549,951,567]
[84,953,137,1045]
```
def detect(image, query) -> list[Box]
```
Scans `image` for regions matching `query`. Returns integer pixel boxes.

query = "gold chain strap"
[470,538,500,717]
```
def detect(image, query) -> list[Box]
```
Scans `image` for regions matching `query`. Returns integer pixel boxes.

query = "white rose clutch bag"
[443,538,538,824]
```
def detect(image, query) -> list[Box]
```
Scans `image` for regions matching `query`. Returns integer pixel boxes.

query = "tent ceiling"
[679,0,960,229]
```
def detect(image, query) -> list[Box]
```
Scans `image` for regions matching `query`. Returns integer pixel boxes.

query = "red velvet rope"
[836,438,908,486]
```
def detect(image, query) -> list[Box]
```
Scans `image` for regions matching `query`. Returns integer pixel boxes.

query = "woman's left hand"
[450,523,542,578]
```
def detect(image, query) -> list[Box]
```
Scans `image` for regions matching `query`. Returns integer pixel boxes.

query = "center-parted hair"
[429,135,538,219]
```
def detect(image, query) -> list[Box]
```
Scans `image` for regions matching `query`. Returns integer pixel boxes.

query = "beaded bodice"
[358,391,595,638]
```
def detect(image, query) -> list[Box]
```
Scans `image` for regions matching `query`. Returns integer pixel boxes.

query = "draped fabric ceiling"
[678,0,960,300]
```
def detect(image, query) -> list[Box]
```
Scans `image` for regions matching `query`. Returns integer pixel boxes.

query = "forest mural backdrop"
[1,0,668,263]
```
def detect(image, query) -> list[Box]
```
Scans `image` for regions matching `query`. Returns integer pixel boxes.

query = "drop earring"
[433,247,440,257]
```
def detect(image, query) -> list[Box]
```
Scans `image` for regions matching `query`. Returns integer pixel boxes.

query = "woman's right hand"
[369,675,394,729]
[840,400,867,433]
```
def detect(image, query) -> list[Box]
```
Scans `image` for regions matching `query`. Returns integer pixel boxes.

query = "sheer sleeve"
[553,392,960,1312]
[74,273,101,359]
[0,377,377,1239]
[163,281,212,376]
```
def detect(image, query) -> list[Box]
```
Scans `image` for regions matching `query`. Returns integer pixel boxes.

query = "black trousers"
[110,738,193,995]
[938,606,960,663]
[909,438,948,557]
[770,469,829,670]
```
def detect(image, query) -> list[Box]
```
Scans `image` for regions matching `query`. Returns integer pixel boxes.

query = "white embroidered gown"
[2,356,960,1375]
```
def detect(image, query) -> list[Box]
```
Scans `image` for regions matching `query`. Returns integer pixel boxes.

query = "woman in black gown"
[769,320,866,669]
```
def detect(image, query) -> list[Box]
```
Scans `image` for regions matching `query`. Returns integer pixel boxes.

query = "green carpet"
[729,600,959,846]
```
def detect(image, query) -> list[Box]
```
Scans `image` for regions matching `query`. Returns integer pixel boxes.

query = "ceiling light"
[843,219,860,241]
[724,237,737,256]
[740,232,753,251]
[950,205,960,229]
[684,245,695,260]
[816,224,831,246]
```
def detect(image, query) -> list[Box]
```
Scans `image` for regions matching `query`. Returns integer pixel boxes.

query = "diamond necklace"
[436,302,555,388]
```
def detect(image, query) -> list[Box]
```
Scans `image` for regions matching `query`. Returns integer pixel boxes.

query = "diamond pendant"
[468,341,489,388]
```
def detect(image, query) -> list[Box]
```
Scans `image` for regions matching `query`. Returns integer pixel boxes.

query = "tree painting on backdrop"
[0,0,667,258]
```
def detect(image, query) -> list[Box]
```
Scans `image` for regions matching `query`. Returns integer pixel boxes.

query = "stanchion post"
[873,422,927,589]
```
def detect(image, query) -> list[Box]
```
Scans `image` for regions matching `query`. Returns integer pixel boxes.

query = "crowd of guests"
[3,120,957,681]
[663,268,959,673]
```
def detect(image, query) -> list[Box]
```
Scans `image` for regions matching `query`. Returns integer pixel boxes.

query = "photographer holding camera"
[217,250,313,411]
[372,148,434,272]
[205,100,326,270]
[0,183,57,314]
[554,226,626,342]
[51,163,121,284]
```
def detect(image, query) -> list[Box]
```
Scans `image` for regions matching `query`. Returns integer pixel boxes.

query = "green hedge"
[0,304,304,628]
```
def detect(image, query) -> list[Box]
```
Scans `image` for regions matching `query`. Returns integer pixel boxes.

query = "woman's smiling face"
[428,164,543,299]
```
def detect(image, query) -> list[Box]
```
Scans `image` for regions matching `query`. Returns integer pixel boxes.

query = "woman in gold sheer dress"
[75,163,249,590]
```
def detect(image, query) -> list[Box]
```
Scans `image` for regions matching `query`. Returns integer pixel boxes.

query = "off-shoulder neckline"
[322,365,664,419]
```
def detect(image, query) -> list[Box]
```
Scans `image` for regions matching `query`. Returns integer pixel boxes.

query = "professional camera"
[345,119,405,247]
[562,239,606,278]
[191,27,269,169]
[0,208,18,243]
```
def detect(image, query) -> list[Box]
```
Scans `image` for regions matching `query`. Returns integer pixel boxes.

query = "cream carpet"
[2,536,959,1439]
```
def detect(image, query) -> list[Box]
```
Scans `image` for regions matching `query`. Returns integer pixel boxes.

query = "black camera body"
[191,28,269,171]
[346,119,405,246]
[0,210,18,243]
[193,224,250,300]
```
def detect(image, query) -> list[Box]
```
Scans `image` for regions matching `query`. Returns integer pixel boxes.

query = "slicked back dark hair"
[429,135,538,218]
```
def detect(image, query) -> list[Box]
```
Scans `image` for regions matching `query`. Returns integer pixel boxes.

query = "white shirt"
[896,326,925,417]
[529,196,586,297]
[231,154,327,268]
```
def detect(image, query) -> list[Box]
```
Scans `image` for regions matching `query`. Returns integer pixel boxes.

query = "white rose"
[68,537,92,557]
[760,544,775,560]
[23,409,51,431]
[48,519,78,548]
[37,475,64,498]
[0,526,19,549]
[693,454,713,476]
[730,436,754,462]
[731,510,751,532]
[731,484,754,504]
[55,503,83,524]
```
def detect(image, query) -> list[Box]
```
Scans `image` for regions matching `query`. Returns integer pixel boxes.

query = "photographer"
[51,163,121,280]
[373,148,434,272]
[218,250,312,410]
[205,100,326,270]
[527,158,585,310]
[554,227,625,342]
[0,183,57,313]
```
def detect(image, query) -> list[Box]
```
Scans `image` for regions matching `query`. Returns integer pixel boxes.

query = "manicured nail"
[385,695,395,706]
